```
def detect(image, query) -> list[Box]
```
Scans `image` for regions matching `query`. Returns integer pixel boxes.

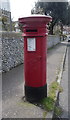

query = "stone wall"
[1,32,23,72]
[1,32,60,72]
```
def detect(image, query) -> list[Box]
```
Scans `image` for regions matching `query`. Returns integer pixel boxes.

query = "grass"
[43,111,48,119]
[41,97,54,112]
[49,81,61,100]
[50,81,59,90]
[54,106,63,116]
[40,81,63,118]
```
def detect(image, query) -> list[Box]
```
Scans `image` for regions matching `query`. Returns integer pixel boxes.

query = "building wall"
[0,0,12,31]
[2,9,11,23]
[0,32,60,72]
[1,9,12,31]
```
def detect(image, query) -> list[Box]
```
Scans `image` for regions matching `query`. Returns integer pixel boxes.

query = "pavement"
[2,41,67,119]
[58,44,68,119]
[57,41,70,119]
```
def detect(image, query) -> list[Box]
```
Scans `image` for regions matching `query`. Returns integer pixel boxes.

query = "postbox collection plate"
[27,38,36,51]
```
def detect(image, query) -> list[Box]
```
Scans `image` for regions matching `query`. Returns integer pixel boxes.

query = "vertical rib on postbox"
[19,15,52,102]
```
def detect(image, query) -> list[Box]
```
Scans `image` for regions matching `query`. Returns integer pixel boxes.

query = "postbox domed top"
[19,14,52,25]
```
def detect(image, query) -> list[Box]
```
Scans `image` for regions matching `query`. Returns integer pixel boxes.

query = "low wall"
[0,32,60,72]
[47,35,60,49]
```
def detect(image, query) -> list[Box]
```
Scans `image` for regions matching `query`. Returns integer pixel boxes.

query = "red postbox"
[19,15,52,102]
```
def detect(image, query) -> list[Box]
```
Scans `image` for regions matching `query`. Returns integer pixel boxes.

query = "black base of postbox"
[25,84,47,103]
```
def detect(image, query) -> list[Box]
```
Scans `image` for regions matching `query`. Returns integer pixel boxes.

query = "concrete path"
[47,42,67,93]
[2,42,67,118]
[59,45,68,119]
[58,42,70,119]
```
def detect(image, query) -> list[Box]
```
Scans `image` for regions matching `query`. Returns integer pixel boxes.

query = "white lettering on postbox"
[27,38,36,51]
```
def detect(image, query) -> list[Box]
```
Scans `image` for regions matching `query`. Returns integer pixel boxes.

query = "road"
[0,38,2,120]
[68,42,70,119]
[0,37,2,72]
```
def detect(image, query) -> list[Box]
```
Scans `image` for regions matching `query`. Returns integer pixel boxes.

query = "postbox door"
[24,36,47,87]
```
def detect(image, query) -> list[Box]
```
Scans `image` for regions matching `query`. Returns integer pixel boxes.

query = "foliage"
[67,3,70,25]
[49,81,60,100]
[1,16,12,31]
[18,22,23,32]
[11,21,16,31]
[2,16,8,31]
[40,81,63,118]
[41,97,54,111]
[54,106,62,116]
[31,1,70,34]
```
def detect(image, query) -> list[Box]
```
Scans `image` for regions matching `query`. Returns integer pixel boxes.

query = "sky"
[10,0,37,21]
